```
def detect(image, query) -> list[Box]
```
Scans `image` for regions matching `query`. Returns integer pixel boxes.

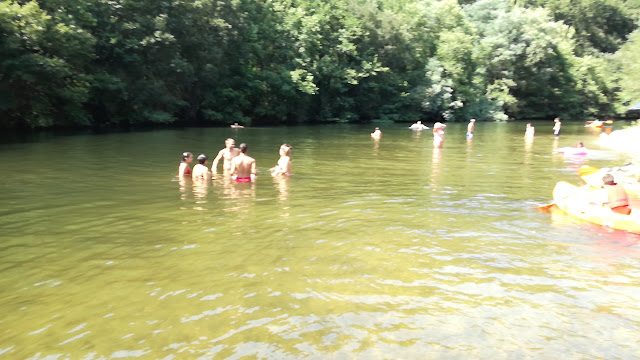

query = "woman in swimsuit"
[433,122,446,148]
[178,152,193,177]
[270,144,292,176]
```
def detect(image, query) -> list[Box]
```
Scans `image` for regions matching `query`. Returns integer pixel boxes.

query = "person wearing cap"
[178,152,193,177]
[466,119,476,139]
[192,154,211,180]
[592,174,631,215]
[212,138,241,174]
[553,118,562,137]
[371,127,382,139]
[230,143,256,182]
[433,122,446,147]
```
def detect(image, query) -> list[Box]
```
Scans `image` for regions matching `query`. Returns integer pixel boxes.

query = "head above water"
[225,138,235,148]
[182,152,193,162]
[197,154,208,164]
[576,142,584,148]
[602,174,615,185]
[239,143,248,153]
[280,144,292,157]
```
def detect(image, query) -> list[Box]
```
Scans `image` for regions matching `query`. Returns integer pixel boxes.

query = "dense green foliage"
[0,0,638,128]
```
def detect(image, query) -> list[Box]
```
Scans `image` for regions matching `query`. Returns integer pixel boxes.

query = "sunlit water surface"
[1,122,639,359]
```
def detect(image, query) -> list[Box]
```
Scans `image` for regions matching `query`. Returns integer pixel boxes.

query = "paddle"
[537,202,556,210]
[577,165,600,177]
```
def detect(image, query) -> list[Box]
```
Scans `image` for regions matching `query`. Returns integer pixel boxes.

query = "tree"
[0,0,95,127]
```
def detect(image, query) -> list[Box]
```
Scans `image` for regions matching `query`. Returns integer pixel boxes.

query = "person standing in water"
[178,152,193,177]
[230,143,256,182]
[192,154,211,180]
[409,121,428,130]
[553,118,562,137]
[524,123,535,139]
[270,144,292,176]
[212,138,240,174]
[371,127,382,139]
[466,119,476,139]
[433,122,446,147]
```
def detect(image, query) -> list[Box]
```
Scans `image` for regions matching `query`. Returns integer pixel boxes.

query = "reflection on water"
[193,178,210,210]
[273,176,290,202]
[430,147,442,189]
[524,137,533,165]
[211,174,256,213]
[0,122,639,358]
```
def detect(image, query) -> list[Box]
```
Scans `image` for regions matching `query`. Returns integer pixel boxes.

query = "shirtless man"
[192,154,211,180]
[230,143,256,182]
[212,138,240,173]
[466,119,476,139]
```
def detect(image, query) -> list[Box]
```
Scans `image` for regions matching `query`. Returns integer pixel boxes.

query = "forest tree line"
[1,0,639,128]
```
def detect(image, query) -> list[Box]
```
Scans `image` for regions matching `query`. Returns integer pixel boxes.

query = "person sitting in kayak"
[594,174,631,215]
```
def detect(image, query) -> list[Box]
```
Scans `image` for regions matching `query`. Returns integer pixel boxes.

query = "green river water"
[1,122,639,359]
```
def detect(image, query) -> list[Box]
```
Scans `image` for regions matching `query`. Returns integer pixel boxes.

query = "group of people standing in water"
[178,138,292,182]
[372,117,556,147]
[371,121,450,147]
[181,118,564,181]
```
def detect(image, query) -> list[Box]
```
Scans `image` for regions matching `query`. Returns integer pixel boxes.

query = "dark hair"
[197,154,208,164]
[239,143,248,153]
[602,174,615,185]
[182,152,192,162]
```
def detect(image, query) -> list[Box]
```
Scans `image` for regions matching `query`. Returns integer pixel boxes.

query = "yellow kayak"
[552,181,640,233]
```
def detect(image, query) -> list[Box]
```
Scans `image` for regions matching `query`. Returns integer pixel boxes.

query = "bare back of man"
[230,143,256,182]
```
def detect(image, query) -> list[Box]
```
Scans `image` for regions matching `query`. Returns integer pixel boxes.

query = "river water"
[1,122,639,359]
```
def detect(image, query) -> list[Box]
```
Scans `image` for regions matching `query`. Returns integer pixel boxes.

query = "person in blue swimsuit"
[466,119,476,139]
